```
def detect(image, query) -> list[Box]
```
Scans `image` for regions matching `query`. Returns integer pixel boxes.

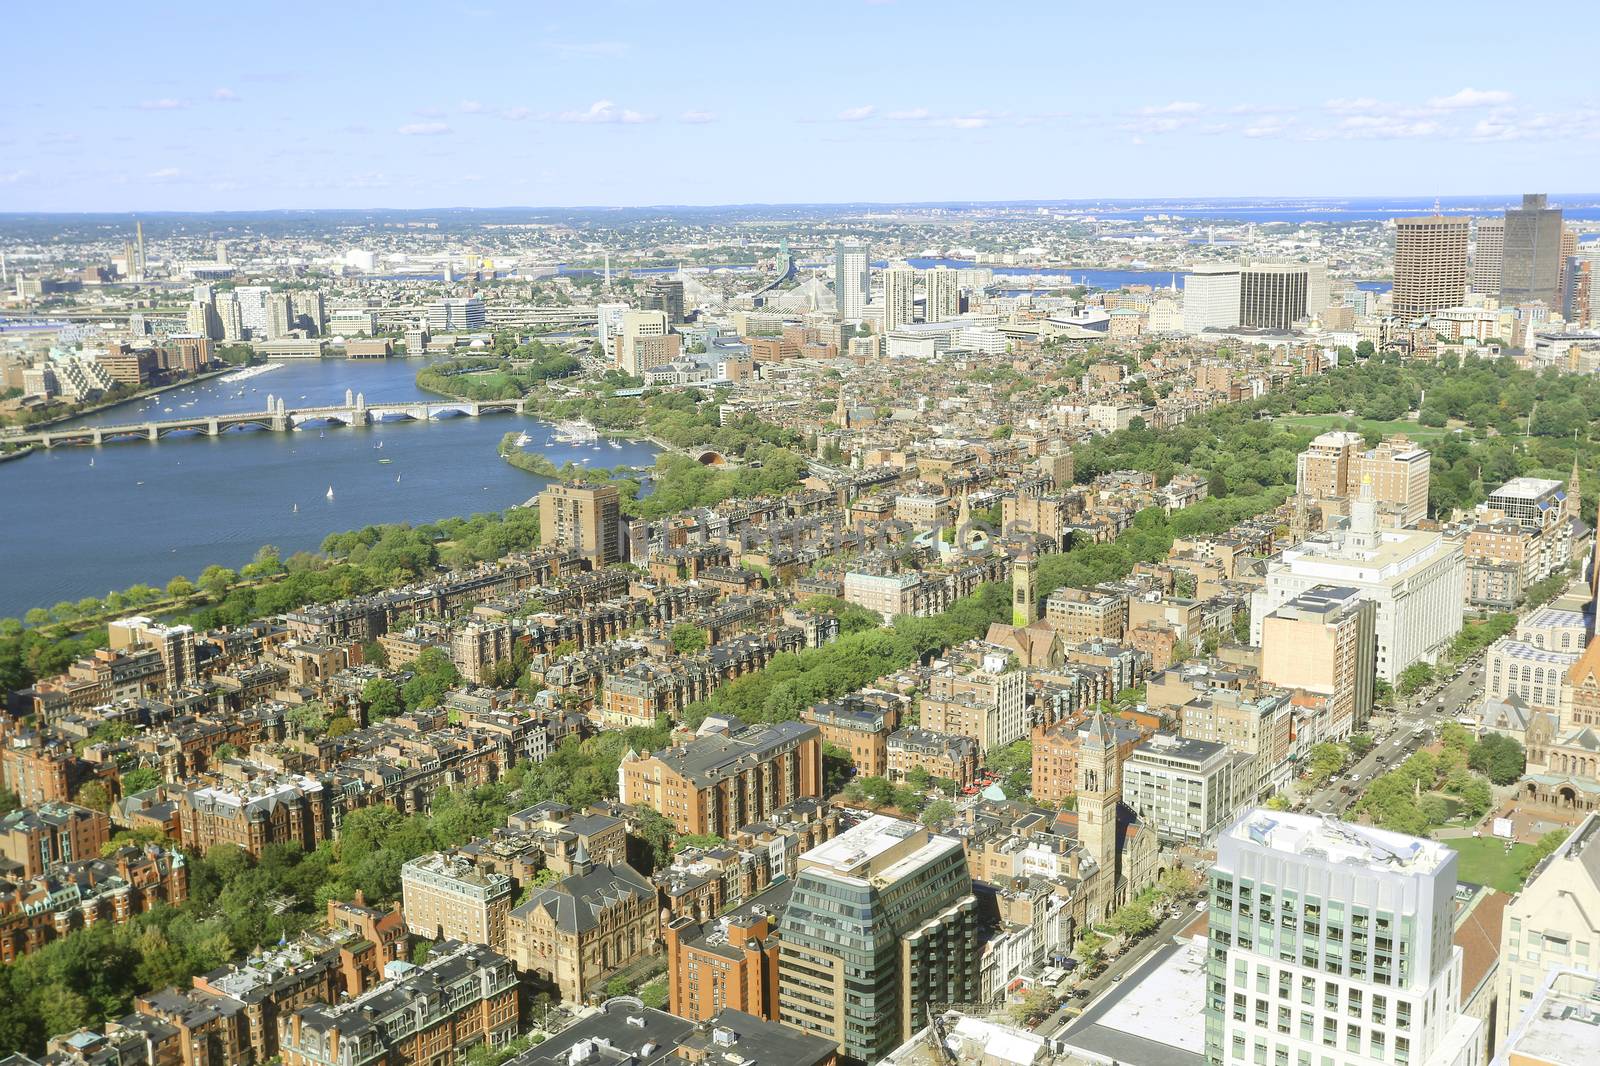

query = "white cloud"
[147,167,182,180]
[556,100,653,124]
[211,88,240,103]
[1140,100,1203,115]
[138,98,187,111]
[886,108,930,120]
[936,115,991,129]
[459,100,485,114]
[0,169,31,184]
[1429,87,1512,109]
[1334,115,1441,138]
[500,107,533,121]
[837,105,877,121]
[397,121,452,135]
[1324,97,1382,113]
[414,106,446,117]
[679,110,716,124]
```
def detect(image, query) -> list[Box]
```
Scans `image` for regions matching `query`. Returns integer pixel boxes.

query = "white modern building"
[1251,485,1463,682]
[834,242,869,321]
[1183,264,1243,333]
[1205,810,1483,1066]
[427,296,486,332]
[233,285,272,338]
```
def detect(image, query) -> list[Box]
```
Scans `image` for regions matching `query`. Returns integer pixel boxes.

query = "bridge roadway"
[5,390,530,449]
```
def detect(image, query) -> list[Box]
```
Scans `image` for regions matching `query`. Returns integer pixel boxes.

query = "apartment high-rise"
[1557,228,1579,306]
[1496,811,1599,1046]
[777,815,978,1064]
[882,268,915,332]
[1393,215,1469,318]
[1354,436,1432,528]
[538,481,621,569]
[616,308,681,376]
[1502,194,1564,308]
[1183,264,1243,333]
[1472,218,1505,294]
[1296,432,1431,529]
[834,242,869,321]
[924,266,959,322]
[1297,431,1363,501]
[266,292,294,340]
[1205,810,1484,1066]
[234,285,272,338]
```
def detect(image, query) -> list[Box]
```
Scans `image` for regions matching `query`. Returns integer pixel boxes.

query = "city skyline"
[6,0,1599,211]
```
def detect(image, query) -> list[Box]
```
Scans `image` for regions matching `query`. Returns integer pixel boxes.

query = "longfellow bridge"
[7,391,531,449]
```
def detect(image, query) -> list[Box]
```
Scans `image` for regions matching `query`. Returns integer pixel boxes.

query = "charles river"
[0,356,660,618]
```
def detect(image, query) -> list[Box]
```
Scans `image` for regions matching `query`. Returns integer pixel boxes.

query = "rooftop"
[1223,809,1451,875]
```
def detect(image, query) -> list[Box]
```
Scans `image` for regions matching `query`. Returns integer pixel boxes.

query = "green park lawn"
[1272,413,1455,442]
[1445,837,1536,893]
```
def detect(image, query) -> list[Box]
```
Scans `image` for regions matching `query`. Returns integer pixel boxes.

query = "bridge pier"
[207,417,220,437]
[147,425,158,441]
[92,429,103,446]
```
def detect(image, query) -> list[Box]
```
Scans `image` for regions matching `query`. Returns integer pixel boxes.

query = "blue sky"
[4,0,1595,211]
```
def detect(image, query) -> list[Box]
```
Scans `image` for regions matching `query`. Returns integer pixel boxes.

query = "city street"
[1037,898,1204,1039]
[1303,659,1485,815]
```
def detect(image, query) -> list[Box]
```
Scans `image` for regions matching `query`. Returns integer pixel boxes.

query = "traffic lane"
[1038,901,1202,1037]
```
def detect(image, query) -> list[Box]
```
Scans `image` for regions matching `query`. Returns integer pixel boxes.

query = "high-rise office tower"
[834,242,869,321]
[1183,264,1243,333]
[1239,263,1316,330]
[778,815,977,1064]
[426,296,486,332]
[882,268,915,332]
[1557,227,1579,307]
[134,220,146,281]
[1471,218,1504,294]
[923,266,959,322]
[1564,258,1592,326]
[644,277,686,324]
[1204,810,1483,1066]
[1392,216,1469,318]
[1502,194,1564,308]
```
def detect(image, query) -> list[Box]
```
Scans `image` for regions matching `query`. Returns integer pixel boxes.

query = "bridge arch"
[694,449,727,466]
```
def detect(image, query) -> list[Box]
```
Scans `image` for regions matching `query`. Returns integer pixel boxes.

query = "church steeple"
[1569,449,1582,521]
[1077,713,1122,886]
[1012,548,1037,626]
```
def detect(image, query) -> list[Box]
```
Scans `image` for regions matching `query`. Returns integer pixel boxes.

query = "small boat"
[608,441,622,450]
[378,458,392,464]
[89,458,94,467]
[136,480,144,486]
[395,474,401,483]
[292,503,299,513]
[326,486,334,499]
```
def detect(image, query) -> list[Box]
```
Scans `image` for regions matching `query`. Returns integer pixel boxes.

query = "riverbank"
[4,365,236,433]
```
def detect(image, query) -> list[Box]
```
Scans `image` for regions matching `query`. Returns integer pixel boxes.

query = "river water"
[0,357,658,618]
